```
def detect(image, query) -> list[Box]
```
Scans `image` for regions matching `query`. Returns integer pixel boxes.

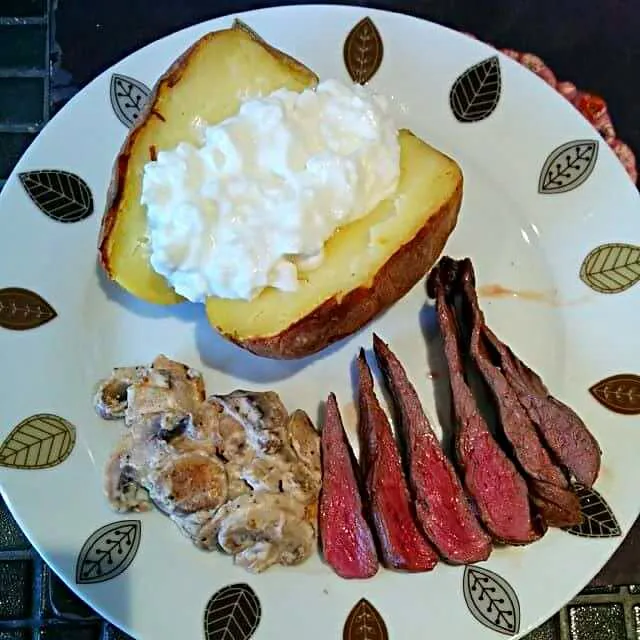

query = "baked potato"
[99,21,318,305]
[98,20,463,358]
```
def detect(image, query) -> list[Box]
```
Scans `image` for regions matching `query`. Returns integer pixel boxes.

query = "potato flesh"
[102,27,318,304]
[205,130,462,340]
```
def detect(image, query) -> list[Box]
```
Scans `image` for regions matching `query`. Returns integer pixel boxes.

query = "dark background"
[0,1,639,638]
[55,0,640,153]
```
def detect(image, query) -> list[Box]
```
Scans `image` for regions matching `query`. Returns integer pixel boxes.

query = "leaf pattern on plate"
[589,374,640,415]
[463,565,520,636]
[0,414,75,469]
[343,598,389,640]
[564,484,622,538]
[204,583,261,640]
[0,287,57,330]
[110,73,150,128]
[450,56,501,123]
[76,520,142,584]
[19,170,93,223]
[538,140,598,194]
[579,243,640,294]
[344,17,384,85]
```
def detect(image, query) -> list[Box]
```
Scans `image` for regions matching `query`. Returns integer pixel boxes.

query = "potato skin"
[98,21,317,295]
[98,31,207,289]
[219,179,463,359]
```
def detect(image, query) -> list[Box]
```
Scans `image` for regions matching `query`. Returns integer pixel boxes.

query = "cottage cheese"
[140,79,400,302]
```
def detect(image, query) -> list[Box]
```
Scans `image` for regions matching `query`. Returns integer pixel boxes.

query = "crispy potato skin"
[221,180,463,359]
[98,33,209,289]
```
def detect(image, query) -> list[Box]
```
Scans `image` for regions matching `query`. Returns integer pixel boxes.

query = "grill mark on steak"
[356,350,439,571]
[456,260,601,488]
[455,259,582,527]
[319,393,378,579]
[372,334,492,564]
[426,262,542,545]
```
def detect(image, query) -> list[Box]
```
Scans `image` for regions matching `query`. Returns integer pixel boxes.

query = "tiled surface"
[0,0,46,18]
[0,1,638,639]
[0,500,132,639]
[0,25,46,68]
[569,604,626,640]
[0,78,45,126]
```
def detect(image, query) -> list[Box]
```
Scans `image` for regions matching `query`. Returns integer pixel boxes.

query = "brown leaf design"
[344,17,384,85]
[0,287,57,330]
[589,374,640,415]
[343,598,388,640]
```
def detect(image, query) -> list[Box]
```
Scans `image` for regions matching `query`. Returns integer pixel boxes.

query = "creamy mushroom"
[94,356,321,573]
[210,493,315,572]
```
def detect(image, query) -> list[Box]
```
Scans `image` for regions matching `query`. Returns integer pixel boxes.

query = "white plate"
[1,5,639,639]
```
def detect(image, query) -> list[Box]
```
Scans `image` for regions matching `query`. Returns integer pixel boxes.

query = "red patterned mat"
[468,35,637,185]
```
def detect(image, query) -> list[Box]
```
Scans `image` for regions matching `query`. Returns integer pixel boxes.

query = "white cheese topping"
[140,79,400,302]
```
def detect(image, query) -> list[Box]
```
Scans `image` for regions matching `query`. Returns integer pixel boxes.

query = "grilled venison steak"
[467,274,602,488]
[319,393,378,579]
[372,334,492,563]
[484,333,601,487]
[356,350,439,571]
[427,262,543,545]
[454,258,582,527]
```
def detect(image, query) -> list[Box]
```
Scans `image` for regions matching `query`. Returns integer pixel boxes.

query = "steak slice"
[373,334,492,564]
[319,393,378,579]
[426,262,543,545]
[455,258,582,527]
[489,335,601,487]
[357,350,439,571]
[461,266,602,488]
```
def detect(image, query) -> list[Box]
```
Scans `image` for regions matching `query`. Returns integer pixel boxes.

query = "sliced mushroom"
[240,457,284,493]
[171,509,219,549]
[103,440,152,513]
[151,355,205,410]
[211,493,315,572]
[93,366,147,419]
[187,400,224,447]
[225,462,254,500]
[215,391,288,455]
[148,451,228,515]
[169,433,218,458]
[213,405,251,463]
[280,462,321,505]
[286,409,321,475]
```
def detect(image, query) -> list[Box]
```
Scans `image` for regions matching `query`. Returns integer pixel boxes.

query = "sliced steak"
[426,262,543,545]
[319,393,378,579]
[372,334,492,564]
[458,260,602,488]
[455,259,582,527]
[357,350,439,571]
